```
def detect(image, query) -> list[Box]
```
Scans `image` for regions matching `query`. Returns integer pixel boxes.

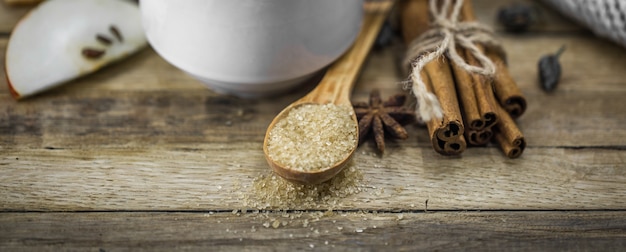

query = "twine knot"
[405,0,504,122]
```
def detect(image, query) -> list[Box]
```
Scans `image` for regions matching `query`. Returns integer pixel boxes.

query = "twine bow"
[406,0,504,122]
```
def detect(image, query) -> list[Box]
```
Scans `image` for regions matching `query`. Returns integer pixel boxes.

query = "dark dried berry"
[538,45,566,92]
[374,20,394,49]
[497,3,535,33]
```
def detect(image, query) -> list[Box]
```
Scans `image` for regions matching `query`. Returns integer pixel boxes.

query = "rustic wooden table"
[1,0,625,251]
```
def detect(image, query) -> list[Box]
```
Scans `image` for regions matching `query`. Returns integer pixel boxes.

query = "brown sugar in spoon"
[263,1,393,185]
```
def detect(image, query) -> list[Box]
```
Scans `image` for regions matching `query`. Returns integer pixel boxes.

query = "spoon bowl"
[262,1,393,185]
[263,101,359,185]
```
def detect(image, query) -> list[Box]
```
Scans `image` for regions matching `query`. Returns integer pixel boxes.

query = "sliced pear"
[5,0,147,99]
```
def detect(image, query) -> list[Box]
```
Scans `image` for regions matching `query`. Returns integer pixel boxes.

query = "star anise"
[353,89,416,153]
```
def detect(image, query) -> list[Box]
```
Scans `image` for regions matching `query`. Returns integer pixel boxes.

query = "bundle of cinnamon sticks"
[400,0,526,158]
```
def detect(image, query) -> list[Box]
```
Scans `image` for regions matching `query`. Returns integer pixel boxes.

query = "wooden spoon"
[263,1,393,185]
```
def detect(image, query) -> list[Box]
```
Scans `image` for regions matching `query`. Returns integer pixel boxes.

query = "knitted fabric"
[542,0,626,48]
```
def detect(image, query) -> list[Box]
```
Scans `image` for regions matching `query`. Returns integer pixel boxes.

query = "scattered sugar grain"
[245,161,364,210]
[272,220,280,229]
[266,104,357,171]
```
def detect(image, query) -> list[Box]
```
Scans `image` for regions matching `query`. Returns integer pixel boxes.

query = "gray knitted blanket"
[542,0,626,48]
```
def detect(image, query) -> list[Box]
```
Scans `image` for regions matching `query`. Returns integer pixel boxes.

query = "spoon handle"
[303,1,393,106]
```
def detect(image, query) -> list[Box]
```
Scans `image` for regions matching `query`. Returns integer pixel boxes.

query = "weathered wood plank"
[3,31,626,147]
[501,35,626,92]
[1,26,619,98]
[0,211,624,251]
[1,2,624,251]
[2,10,625,211]
[0,1,30,33]
[2,25,626,213]
[1,86,624,148]
[1,146,624,211]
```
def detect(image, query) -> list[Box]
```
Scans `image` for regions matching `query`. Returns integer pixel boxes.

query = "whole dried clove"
[374,20,395,49]
[497,3,536,33]
[538,45,566,92]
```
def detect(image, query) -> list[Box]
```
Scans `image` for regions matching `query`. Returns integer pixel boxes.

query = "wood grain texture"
[0,211,624,251]
[2,5,626,211]
[0,1,31,33]
[4,0,41,5]
[3,33,626,147]
[2,146,624,211]
[1,0,626,250]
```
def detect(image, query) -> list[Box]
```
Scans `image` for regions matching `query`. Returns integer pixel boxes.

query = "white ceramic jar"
[140,0,363,97]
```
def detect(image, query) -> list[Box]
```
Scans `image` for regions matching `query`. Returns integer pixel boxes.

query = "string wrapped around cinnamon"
[400,0,466,155]
[458,0,526,156]
[401,0,503,154]
[400,0,526,158]
[458,1,527,119]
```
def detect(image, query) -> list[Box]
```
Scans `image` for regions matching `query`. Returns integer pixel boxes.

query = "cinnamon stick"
[423,70,467,154]
[494,105,526,158]
[461,0,527,118]
[451,1,499,131]
[487,50,527,118]
[450,52,483,130]
[465,47,498,129]
[456,0,525,157]
[401,0,466,155]
[400,0,429,45]
[461,43,499,145]
[466,128,493,146]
